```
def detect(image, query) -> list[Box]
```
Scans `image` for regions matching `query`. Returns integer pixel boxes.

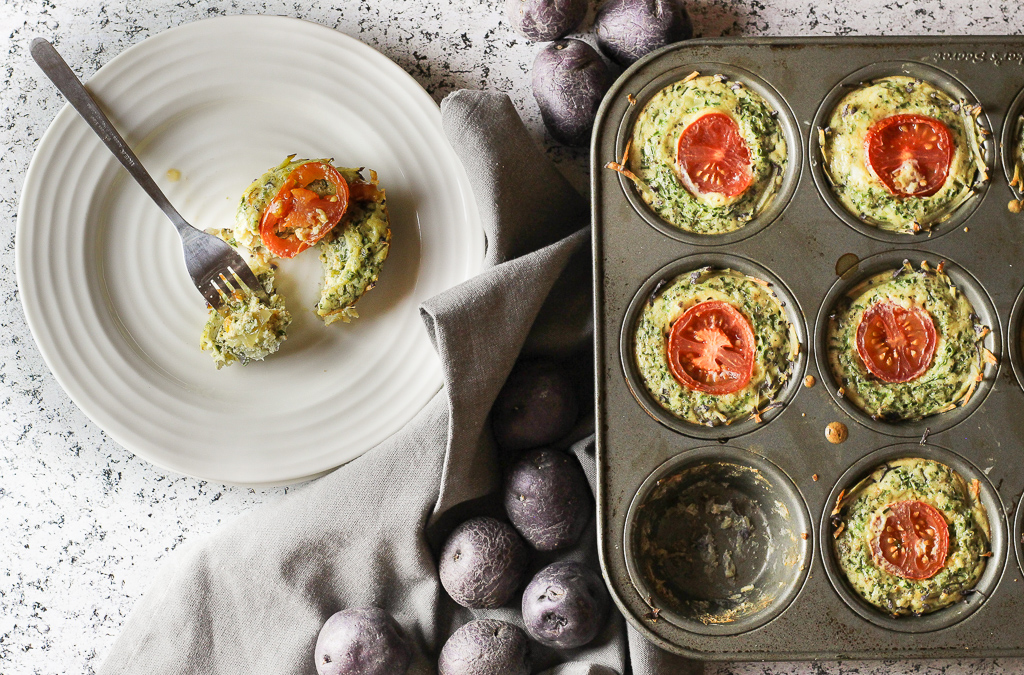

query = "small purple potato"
[492,359,580,452]
[522,561,610,649]
[314,607,411,675]
[439,620,531,675]
[504,448,592,551]
[439,517,530,608]
[505,0,588,41]
[594,0,693,66]
[531,39,612,147]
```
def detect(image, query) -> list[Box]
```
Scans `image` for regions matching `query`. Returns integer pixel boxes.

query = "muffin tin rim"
[811,248,1001,438]
[807,60,996,244]
[622,444,814,636]
[618,252,809,441]
[817,442,1008,633]
[611,61,804,247]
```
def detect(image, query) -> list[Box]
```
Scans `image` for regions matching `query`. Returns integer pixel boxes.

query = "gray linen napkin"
[99,90,697,675]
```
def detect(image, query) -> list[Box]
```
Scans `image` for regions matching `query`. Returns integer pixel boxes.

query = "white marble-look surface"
[1,1,1023,673]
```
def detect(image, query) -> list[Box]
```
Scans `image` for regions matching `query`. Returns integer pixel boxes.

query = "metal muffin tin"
[592,37,1024,660]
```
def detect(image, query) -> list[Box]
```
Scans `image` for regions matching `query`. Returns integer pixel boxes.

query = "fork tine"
[230,262,268,302]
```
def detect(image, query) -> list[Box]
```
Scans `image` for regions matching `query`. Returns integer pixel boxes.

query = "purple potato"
[492,359,580,452]
[439,619,531,675]
[531,39,612,147]
[522,561,610,649]
[314,607,411,675]
[439,517,530,609]
[505,0,588,41]
[594,0,693,66]
[504,448,592,551]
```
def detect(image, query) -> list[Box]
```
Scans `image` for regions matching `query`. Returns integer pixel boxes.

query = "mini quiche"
[832,457,989,616]
[634,268,799,426]
[820,76,987,234]
[620,73,787,235]
[201,157,391,368]
[827,260,989,421]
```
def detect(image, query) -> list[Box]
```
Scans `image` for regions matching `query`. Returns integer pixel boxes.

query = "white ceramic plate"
[17,15,484,485]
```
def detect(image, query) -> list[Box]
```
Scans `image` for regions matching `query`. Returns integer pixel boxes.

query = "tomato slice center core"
[855,301,937,384]
[676,112,754,199]
[666,300,756,395]
[869,499,950,580]
[863,114,954,198]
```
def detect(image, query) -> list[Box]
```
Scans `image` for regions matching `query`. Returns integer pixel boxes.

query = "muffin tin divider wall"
[592,37,1024,661]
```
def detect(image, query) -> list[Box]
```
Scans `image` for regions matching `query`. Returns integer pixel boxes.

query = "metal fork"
[30,38,267,311]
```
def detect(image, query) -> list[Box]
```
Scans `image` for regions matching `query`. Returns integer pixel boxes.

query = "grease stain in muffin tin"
[836,252,860,278]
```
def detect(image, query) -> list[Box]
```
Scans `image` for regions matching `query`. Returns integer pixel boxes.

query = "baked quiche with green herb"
[621,73,787,235]
[820,76,987,234]
[832,457,989,616]
[826,260,989,421]
[201,157,391,368]
[634,268,799,426]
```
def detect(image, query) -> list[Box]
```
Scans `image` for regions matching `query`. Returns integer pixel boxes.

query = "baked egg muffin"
[826,260,989,421]
[620,73,787,235]
[832,457,989,616]
[634,268,799,426]
[820,76,987,234]
[201,157,391,368]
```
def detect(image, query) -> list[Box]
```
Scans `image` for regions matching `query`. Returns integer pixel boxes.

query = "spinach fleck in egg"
[634,268,799,426]
[826,260,988,421]
[833,457,989,616]
[627,75,787,234]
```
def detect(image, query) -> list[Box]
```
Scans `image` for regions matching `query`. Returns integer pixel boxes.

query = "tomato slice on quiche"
[667,300,756,395]
[870,499,950,580]
[676,112,753,199]
[259,162,350,258]
[864,114,953,198]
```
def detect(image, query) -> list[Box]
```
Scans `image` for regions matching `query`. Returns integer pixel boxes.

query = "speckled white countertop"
[1,1,1023,673]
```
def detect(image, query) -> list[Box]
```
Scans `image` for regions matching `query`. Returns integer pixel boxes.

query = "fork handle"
[30,38,196,237]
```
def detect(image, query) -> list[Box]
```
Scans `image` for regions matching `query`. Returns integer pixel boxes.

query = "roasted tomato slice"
[676,112,753,198]
[855,301,937,383]
[870,500,949,580]
[667,300,756,395]
[864,114,954,198]
[259,162,349,258]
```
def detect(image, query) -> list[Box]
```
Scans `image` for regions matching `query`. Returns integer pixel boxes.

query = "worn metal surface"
[593,36,1024,660]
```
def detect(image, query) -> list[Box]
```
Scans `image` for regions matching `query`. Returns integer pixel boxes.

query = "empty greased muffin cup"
[613,64,802,246]
[810,62,993,243]
[821,444,1005,633]
[814,250,999,438]
[622,254,807,440]
[625,446,812,636]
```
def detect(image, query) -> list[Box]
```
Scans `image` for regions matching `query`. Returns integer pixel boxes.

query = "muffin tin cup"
[808,61,995,244]
[1000,86,1024,199]
[813,249,1000,438]
[820,443,1007,633]
[624,446,812,636]
[1008,283,1024,395]
[594,36,1024,661]
[620,253,808,440]
[613,63,803,247]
